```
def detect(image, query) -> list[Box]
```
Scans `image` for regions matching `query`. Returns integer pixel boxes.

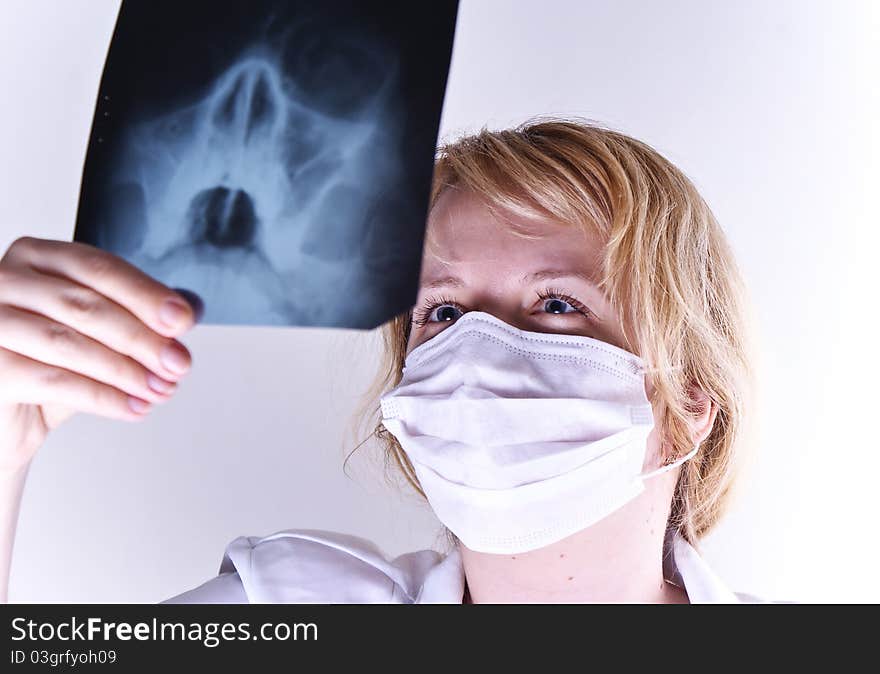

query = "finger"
[0,305,178,406]
[0,266,192,382]
[2,237,196,338]
[0,347,153,422]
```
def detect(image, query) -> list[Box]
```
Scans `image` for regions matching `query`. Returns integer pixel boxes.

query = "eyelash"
[411,286,594,327]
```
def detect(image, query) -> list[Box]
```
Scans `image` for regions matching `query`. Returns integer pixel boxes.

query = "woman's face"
[407,187,626,355]
[405,186,667,469]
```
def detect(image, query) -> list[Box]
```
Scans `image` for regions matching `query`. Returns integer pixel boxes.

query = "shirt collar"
[667,531,740,604]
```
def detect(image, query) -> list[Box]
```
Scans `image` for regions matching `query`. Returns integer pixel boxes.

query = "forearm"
[0,459,32,603]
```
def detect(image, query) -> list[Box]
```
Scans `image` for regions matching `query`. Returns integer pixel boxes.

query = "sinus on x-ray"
[74,0,459,329]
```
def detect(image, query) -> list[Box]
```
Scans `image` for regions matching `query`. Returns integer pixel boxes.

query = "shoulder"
[160,528,447,604]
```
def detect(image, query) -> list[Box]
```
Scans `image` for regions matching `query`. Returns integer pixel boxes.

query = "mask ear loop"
[633,362,697,480]
[636,363,687,377]
[639,444,700,480]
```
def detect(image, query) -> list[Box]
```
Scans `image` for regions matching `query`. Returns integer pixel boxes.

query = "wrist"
[0,453,35,478]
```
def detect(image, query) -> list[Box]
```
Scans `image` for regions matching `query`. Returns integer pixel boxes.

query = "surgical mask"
[379,310,698,555]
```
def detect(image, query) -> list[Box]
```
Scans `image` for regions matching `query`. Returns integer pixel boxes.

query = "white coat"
[160,528,770,603]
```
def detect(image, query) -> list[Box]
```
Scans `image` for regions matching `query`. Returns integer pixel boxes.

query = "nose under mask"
[379,310,698,555]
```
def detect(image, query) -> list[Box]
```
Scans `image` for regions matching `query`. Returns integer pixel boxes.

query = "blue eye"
[412,297,463,326]
[542,297,576,314]
[411,287,593,328]
[535,287,593,318]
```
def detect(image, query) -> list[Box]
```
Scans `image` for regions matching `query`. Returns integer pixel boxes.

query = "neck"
[458,494,688,604]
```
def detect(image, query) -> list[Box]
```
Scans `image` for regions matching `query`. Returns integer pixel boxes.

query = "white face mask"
[379,310,698,555]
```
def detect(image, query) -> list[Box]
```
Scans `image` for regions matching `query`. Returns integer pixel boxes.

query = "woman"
[0,117,760,603]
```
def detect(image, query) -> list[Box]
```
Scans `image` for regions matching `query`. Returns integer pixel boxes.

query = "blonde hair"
[348,115,756,550]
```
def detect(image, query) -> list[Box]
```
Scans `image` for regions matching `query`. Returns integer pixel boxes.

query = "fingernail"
[128,396,152,414]
[171,288,204,324]
[160,342,190,375]
[159,298,191,328]
[146,372,177,395]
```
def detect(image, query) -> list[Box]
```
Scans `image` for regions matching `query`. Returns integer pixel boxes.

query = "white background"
[1,0,877,602]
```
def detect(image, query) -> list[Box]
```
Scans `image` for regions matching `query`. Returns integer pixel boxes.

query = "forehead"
[422,188,604,281]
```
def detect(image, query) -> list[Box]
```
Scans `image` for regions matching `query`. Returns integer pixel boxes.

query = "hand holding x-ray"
[0,236,198,470]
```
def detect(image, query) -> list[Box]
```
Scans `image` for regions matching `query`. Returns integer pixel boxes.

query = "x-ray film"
[74,0,459,329]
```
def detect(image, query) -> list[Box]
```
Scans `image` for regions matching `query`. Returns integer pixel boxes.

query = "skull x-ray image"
[74,0,459,328]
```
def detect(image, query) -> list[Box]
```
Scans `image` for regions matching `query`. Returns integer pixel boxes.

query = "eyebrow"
[420,269,600,292]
